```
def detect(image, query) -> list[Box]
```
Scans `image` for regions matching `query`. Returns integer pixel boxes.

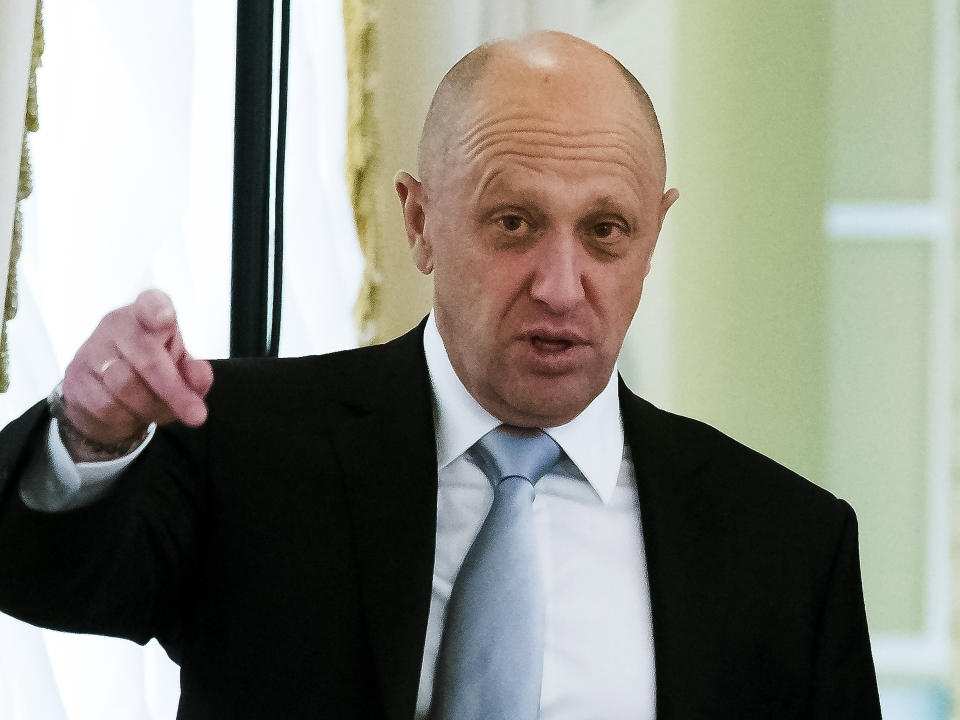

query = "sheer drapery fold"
[343,0,381,343]
[0,1,360,717]
[0,0,42,392]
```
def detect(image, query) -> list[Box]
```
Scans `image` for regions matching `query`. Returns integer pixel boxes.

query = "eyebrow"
[474,164,651,218]
[581,197,640,229]
[474,171,548,210]
[589,195,624,210]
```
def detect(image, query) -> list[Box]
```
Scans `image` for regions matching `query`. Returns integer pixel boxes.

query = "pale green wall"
[671,1,831,484]
[827,241,931,633]
[829,0,933,203]
[824,2,936,636]
[665,0,937,640]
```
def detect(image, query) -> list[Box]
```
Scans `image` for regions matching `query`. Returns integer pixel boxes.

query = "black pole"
[267,0,290,358]
[230,0,274,358]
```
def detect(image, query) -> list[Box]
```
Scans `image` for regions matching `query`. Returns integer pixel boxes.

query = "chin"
[501,385,597,428]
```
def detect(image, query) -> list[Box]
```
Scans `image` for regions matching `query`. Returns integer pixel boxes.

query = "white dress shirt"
[20,315,656,718]
[418,315,655,719]
[19,408,156,512]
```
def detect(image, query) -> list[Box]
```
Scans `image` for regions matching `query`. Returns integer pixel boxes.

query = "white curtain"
[0,1,361,717]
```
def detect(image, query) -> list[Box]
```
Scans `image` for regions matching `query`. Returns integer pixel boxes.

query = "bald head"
[395,31,679,427]
[418,31,665,189]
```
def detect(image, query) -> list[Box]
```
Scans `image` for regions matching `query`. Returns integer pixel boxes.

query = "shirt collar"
[423,313,625,504]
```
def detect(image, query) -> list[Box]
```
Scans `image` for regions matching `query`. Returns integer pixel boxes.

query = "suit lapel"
[330,323,438,720]
[620,382,733,717]
[327,340,730,719]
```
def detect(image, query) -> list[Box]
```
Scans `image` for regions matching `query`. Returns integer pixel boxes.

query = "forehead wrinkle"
[459,110,653,152]
[463,126,646,155]
[455,111,663,189]
[459,110,647,145]
[472,153,656,212]
[463,133,648,172]
[464,128,643,157]
[467,144,657,202]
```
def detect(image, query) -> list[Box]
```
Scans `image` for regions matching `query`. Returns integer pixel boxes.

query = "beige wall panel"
[367,0,485,343]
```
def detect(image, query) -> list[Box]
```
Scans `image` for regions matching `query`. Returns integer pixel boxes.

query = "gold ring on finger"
[98,358,117,377]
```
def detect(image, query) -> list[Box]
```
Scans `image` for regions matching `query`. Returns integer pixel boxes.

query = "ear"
[639,187,680,280]
[395,171,434,275]
[658,187,679,231]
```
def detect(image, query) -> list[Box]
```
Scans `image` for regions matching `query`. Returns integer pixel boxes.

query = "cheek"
[435,234,525,308]
[432,247,501,346]
[592,269,644,332]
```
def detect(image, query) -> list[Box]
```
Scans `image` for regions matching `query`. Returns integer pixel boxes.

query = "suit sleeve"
[810,500,882,719]
[0,399,204,653]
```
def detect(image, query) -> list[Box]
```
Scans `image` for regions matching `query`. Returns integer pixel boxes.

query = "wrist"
[47,382,149,463]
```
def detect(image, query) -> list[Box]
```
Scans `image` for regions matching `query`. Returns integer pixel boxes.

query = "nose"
[528,233,586,313]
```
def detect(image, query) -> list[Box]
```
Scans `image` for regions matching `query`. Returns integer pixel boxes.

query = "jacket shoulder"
[205,323,428,417]
[620,385,845,519]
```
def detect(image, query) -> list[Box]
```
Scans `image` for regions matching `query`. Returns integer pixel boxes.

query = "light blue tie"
[431,425,562,720]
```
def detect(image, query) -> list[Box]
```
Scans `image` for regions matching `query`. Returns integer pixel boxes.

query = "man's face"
[400,52,676,427]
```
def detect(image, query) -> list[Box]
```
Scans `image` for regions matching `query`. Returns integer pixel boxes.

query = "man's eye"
[497,215,526,233]
[594,222,618,239]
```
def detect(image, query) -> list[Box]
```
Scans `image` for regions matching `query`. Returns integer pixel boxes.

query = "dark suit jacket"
[0,322,880,719]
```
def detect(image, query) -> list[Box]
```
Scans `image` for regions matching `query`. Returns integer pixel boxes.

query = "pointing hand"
[58,289,214,461]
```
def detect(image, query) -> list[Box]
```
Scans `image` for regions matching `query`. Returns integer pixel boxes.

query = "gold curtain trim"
[2,0,44,392]
[342,0,380,345]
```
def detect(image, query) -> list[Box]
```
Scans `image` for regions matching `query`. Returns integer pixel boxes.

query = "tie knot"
[472,425,562,488]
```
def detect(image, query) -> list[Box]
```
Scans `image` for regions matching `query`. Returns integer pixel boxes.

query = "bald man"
[0,32,879,720]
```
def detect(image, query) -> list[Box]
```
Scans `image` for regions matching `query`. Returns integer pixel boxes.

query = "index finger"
[115,330,208,426]
[133,289,178,335]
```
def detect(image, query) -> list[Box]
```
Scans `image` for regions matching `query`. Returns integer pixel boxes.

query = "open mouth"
[520,332,588,374]
[531,336,574,353]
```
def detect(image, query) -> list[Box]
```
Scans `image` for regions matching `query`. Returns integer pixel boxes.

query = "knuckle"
[139,353,167,377]
[105,362,136,396]
[98,307,126,329]
[63,362,83,389]
[116,335,150,366]
[93,309,135,347]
